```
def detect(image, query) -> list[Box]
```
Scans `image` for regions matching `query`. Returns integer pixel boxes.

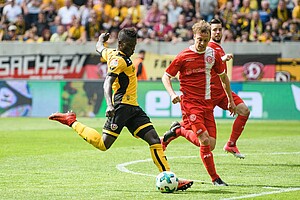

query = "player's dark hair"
[210,18,222,25]
[118,27,137,42]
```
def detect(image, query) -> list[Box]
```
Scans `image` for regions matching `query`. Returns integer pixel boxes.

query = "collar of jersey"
[189,45,205,54]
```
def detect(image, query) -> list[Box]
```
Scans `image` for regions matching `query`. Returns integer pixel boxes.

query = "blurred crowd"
[0,0,300,43]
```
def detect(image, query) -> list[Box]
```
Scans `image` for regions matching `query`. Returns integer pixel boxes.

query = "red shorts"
[213,91,244,110]
[180,96,217,138]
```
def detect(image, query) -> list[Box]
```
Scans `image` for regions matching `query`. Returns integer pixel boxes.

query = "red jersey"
[208,41,227,97]
[165,46,225,100]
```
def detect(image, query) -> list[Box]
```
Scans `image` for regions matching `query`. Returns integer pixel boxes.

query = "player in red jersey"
[162,20,236,186]
[161,19,250,159]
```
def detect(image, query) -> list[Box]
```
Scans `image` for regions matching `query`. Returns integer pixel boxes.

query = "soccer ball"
[156,171,178,193]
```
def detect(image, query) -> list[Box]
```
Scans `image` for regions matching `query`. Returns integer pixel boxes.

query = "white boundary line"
[116,152,300,199]
[221,187,300,200]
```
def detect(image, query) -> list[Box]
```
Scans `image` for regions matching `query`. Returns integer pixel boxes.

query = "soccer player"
[162,19,250,159]
[48,27,193,191]
[161,20,236,186]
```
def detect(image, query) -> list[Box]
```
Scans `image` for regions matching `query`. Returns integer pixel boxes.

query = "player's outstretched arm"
[96,32,110,54]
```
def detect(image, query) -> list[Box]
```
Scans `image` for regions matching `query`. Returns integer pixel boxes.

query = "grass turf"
[0,117,299,200]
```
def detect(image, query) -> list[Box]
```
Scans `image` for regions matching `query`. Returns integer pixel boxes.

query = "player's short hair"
[118,27,137,42]
[210,18,222,25]
[192,20,211,35]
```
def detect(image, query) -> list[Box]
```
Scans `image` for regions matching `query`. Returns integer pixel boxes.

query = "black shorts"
[103,104,154,138]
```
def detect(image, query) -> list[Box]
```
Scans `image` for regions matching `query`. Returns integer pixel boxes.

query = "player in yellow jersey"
[49,27,193,191]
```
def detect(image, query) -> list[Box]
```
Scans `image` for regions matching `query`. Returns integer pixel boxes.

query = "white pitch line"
[116,152,300,199]
[220,187,300,200]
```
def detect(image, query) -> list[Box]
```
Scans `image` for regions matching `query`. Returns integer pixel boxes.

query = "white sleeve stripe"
[164,72,173,78]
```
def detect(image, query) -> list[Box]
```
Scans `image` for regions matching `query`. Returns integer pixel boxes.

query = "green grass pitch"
[0,117,299,200]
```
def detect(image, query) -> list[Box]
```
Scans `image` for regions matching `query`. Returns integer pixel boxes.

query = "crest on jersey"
[189,114,196,122]
[109,59,119,70]
[206,56,214,64]
[111,124,118,131]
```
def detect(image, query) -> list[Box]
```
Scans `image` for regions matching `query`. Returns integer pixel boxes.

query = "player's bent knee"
[237,104,250,116]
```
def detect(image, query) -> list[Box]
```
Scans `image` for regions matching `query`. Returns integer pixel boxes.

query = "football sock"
[228,115,249,146]
[179,127,200,147]
[200,145,219,181]
[150,144,170,172]
[72,122,107,151]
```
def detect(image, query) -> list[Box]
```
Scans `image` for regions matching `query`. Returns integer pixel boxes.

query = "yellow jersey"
[102,48,138,106]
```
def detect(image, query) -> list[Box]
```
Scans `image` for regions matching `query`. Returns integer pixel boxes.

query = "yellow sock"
[150,144,170,172]
[72,122,107,151]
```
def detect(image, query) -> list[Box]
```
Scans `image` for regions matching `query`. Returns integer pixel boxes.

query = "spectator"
[3,24,19,41]
[119,15,135,29]
[49,15,61,34]
[22,28,37,42]
[0,0,5,16]
[249,0,259,10]
[195,0,218,22]
[270,18,283,41]
[22,0,42,30]
[292,0,300,23]
[259,0,272,27]
[163,0,183,28]
[258,24,274,42]
[1,0,22,24]
[108,16,121,32]
[15,14,26,36]
[221,0,235,27]
[237,0,252,30]
[140,0,153,10]
[37,28,51,42]
[239,30,251,42]
[58,0,78,28]
[106,28,118,45]
[180,0,196,27]
[143,2,162,28]
[66,17,86,44]
[109,0,128,23]
[93,0,111,24]
[85,10,102,41]
[269,0,279,11]
[225,13,243,40]
[249,11,264,41]
[133,49,148,80]
[78,0,93,26]
[43,2,57,27]
[271,0,292,26]
[50,24,68,42]
[127,0,144,26]
[222,28,236,42]
[172,13,193,43]
[137,25,153,43]
[151,14,173,41]
[34,12,49,37]
[284,21,300,41]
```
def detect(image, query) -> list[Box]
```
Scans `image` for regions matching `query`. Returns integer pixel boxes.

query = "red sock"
[177,127,200,147]
[200,145,219,181]
[228,115,249,147]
